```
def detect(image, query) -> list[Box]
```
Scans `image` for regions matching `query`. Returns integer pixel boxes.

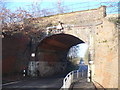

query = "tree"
[67,45,80,60]
[0,1,34,32]
[57,0,64,14]
[29,1,43,17]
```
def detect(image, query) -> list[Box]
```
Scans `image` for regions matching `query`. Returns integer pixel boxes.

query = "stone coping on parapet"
[28,6,106,20]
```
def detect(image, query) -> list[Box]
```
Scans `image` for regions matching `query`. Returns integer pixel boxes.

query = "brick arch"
[35,33,85,76]
[37,33,84,51]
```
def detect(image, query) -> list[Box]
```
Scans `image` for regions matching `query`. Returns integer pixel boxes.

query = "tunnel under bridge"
[34,33,85,77]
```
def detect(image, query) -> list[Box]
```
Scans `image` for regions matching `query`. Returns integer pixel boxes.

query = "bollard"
[23,69,26,77]
[87,65,90,82]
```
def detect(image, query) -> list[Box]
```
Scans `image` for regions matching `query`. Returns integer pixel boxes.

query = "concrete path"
[70,79,96,90]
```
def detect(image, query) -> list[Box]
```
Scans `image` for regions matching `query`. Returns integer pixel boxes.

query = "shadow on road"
[2,74,65,90]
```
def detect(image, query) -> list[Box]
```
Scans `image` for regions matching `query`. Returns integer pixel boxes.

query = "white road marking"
[2,81,21,86]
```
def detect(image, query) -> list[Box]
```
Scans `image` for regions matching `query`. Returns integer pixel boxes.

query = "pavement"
[70,79,96,90]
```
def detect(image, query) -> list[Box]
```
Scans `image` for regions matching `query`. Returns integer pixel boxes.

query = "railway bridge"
[2,6,118,88]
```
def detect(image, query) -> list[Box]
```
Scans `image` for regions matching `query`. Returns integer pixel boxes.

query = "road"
[2,75,64,90]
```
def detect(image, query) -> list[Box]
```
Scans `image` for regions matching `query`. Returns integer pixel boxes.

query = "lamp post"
[31,53,35,58]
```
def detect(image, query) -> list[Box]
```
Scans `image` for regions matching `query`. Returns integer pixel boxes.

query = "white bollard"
[87,65,90,82]
[23,69,26,77]
[23,74,25,77]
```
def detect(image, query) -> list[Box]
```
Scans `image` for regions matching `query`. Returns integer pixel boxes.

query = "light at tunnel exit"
[68,43,88,58]
[78,43,88,58]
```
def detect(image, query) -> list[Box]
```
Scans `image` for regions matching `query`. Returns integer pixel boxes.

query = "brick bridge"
[35,6,118,88]
[2,6,118,88]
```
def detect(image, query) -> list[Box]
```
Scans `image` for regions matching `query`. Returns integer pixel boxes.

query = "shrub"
[108,15,120,26]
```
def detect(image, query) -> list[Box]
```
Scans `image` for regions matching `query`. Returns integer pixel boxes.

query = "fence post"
[61,70,82,89]
[71,72,73,83]
[87,65,90,82]
[77,70,79,79]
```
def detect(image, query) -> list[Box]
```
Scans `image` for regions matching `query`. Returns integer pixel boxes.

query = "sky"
[3,0,119,14]
[68,43,88,58]
[78,43,88,58]
[3,0,120,2]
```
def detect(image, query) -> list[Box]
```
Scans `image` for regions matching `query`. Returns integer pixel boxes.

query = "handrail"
[60,70,82,89]
[60,66,89,90]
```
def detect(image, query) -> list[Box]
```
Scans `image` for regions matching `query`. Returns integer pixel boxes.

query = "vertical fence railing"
[61,69,88,90]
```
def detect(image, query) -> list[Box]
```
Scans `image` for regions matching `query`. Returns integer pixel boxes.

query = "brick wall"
[26,6,106,29]
[31,6,107,77]
[2,33,30,75]
[36,50,67,76]
[93,18,118,88]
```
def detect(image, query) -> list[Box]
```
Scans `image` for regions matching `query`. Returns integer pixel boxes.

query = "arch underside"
[37,33,84,51]
[36,33,85,76]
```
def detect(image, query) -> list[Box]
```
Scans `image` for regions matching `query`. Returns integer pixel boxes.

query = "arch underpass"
[36,33,84,77]
[2,6,118,88]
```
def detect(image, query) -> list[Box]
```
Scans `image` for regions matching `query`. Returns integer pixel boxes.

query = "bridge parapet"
[46,18,103,43]
[24,6,106,44]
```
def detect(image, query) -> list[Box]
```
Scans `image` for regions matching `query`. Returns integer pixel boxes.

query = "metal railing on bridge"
[60,67,90,90]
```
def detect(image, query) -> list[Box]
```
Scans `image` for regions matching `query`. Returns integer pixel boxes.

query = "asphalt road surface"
[2,75,64,90]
